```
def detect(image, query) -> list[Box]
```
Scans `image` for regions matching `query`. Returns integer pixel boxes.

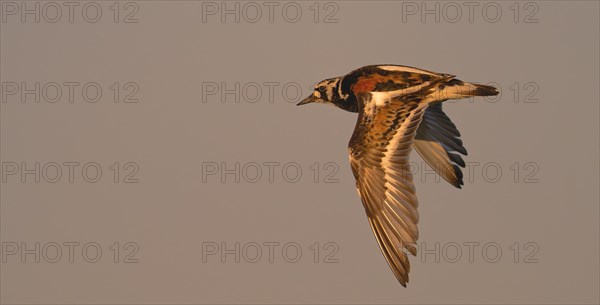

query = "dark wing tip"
[450,179,464,189]
[451,164,465,188]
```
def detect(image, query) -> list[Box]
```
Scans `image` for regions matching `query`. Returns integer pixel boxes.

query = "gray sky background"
[1,1,599,304]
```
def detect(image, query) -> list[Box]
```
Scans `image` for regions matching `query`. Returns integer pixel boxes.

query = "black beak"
[297,95,317,106]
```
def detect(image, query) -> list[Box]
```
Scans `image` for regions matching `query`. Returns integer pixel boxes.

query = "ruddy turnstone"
[297,64,498,286]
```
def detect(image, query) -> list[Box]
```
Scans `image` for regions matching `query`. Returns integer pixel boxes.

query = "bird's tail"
[430,79,498,101]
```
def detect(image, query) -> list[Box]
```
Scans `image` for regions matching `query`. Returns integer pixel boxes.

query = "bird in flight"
[297,65,498,286]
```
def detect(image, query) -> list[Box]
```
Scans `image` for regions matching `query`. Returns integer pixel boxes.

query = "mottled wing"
[341,65,453,106]
[413,102,467,188]
[349,93,429,286]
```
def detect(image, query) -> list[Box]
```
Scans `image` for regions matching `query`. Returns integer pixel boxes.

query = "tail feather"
[468,83,499,96]
[430,79,498,101]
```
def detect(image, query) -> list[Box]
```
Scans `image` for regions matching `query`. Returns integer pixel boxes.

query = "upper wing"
[349,93,429,286]
[341,65,453,105]
[413,102,467,188]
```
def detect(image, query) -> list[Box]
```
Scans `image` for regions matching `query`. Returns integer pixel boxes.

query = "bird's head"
[297,77,344,107]
[297,76,358,112]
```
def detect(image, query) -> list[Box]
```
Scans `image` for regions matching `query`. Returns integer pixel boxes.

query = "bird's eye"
[318,86,326,92]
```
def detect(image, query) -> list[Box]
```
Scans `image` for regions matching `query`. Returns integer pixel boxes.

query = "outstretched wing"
[413,102,467,188]
[349,94,429,286]
[342,65,497,285]
[347,65,457,286]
